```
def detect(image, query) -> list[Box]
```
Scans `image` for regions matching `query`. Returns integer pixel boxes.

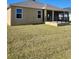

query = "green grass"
[7,24,71,59]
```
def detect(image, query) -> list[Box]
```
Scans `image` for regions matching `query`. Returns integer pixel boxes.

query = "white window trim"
[15,8,23,19]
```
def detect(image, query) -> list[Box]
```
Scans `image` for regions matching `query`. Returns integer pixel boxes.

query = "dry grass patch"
[8,24,71,59]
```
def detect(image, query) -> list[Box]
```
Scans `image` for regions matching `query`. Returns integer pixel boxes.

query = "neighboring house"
[7,0,70,26]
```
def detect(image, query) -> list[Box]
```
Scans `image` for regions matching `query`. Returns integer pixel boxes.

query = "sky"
[7,0,71,8]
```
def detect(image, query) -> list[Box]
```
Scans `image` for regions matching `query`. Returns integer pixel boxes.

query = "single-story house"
[7,0,70,26]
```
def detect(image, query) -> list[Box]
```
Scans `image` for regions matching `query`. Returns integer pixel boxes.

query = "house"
[7,0,70,26]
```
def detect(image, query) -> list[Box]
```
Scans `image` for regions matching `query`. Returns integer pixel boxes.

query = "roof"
[63,7,71,12]
[8,1,69,12]
[11,1,45,9]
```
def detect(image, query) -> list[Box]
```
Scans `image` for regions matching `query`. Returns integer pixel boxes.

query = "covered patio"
[46,10,69,22]
[45,10,70,26]
[54,11,69,22]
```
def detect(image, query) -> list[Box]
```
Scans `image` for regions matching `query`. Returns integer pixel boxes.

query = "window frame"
[15,8,23,19]
[37,10,42,19]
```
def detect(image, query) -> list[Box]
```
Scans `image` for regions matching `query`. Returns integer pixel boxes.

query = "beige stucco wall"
[7,8,11,25]
[10,6,43,25]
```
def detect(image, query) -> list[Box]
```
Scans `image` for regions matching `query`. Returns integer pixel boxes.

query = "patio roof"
[63,7,71,13]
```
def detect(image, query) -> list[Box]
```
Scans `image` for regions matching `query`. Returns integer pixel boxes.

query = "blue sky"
[7,0,71,8]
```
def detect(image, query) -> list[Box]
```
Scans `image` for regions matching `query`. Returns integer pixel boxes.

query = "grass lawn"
[7,24,71,59]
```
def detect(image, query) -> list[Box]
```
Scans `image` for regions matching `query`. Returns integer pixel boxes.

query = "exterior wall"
[7,8,11,25]
[11,6,43,25]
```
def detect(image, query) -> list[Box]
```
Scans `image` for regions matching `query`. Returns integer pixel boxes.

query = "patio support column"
[57,11,58,23]
[52,11,54,21]
[42,9,45,23]
[44,9,47,21]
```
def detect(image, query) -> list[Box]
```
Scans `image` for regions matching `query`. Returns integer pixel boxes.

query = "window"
[37,11,41,18]
[16,8,23,19]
